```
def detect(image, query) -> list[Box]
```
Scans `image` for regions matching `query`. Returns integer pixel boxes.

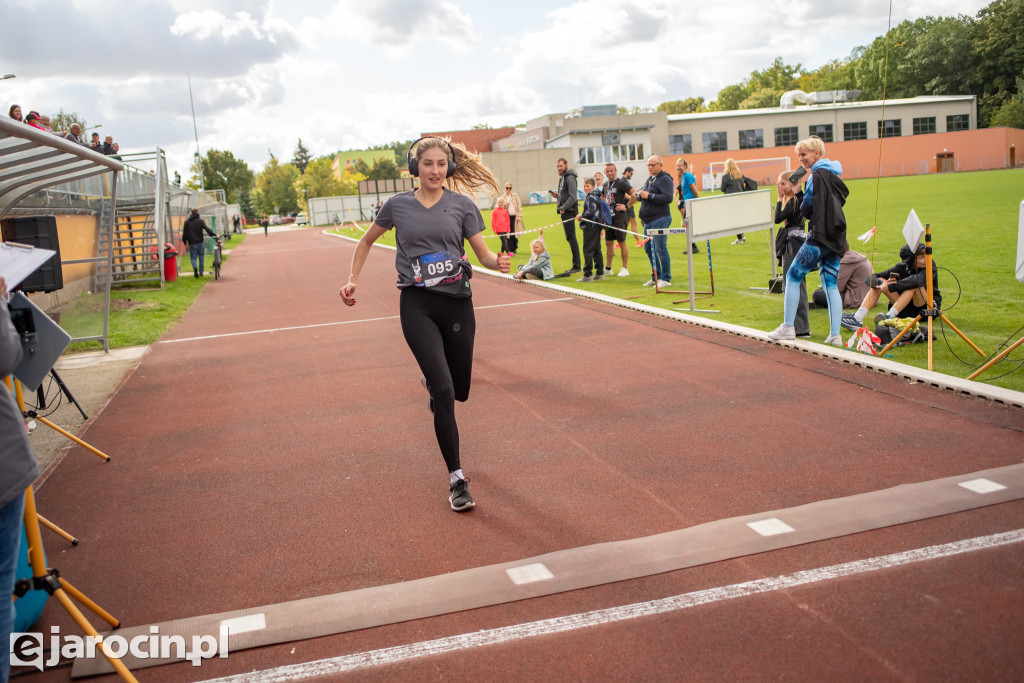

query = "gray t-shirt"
[375,189,485,289]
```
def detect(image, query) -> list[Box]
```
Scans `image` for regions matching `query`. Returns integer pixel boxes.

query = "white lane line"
[157,298,572,345]
[200,529,1024,683]
[747,518,797,537]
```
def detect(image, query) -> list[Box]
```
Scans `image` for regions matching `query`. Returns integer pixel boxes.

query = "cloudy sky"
[1,0,993,177]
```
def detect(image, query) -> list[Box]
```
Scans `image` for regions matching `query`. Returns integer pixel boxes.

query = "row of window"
[576,143,645,165]
[668,115,970,154]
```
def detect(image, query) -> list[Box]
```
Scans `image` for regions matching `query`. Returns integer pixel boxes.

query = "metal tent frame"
[0,118,124,351]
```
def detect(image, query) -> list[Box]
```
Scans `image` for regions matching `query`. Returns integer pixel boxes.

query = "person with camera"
[1,276,41,680]
[840,243,939,331]
[340,138,510,512]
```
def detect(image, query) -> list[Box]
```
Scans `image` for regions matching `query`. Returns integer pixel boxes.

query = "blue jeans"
[188,242,206,275]
[1,492,25,683]
[642,215,672,283]
[785,242,841,336]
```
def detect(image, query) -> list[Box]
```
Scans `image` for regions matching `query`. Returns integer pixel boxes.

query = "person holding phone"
[767,136,849,346]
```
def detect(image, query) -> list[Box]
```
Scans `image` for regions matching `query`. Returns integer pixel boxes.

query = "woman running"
[339,137,510,512]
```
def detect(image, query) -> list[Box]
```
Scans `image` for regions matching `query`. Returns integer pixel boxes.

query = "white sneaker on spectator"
[767,323,796,340]
[642,279,656,286]
[823,334,843,347]
[618,268,629,277]
[656,280,670,288]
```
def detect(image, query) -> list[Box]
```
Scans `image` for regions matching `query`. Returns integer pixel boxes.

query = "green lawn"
[330,169,1024,392]
[59,235,243,351]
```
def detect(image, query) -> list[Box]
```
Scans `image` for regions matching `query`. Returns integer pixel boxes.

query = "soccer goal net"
[707,157,791,191]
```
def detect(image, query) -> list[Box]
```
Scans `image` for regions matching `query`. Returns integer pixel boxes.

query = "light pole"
[1,74,15,81]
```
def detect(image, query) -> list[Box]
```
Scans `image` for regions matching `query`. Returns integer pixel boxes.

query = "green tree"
[798,59,858,94]
[739,88,784,109]
[708,84,747,111]
[296,157,344,205]
[973,0,1024,123]
[239,187,256,220]
[989,76,1024,127]
[49,108,87,135]
[291,138,312,174]
[254,159,300,214]
[747,57,802,93]
[471,123,492,129]
[366,158,401,181]
[196,149,254,205]
[657,97,706,114]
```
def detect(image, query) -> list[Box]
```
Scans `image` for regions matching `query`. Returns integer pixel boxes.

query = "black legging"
[399,286,476,473]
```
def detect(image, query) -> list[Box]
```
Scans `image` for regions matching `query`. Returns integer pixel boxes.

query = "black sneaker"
[874,313,888,328]
[449,478,475,511]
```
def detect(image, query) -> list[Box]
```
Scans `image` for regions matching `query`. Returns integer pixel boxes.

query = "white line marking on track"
[200,529,1024,682]
[748,518,797,536]
[506,563,555,585]
[959,478,1008,494]
[158,298,573,344]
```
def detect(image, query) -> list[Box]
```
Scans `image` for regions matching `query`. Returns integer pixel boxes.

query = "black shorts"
[626,205,635,219]
[605,211,628,243]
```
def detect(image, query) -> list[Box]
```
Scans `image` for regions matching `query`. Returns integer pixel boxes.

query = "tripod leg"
[50,589,139,683]
[967,335,1024,380]
[58,577,120,628]
[940,314,986,357]
[878,315,923,356]
[50,368,89,420]
[34,415,111,461]
[37,513,79,545]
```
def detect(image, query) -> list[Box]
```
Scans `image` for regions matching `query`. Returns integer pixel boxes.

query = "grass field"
[330,168,1024,393]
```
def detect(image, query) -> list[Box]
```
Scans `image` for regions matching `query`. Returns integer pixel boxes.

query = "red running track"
[23,228,1024,682]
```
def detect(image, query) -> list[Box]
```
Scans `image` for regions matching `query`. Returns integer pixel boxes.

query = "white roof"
[666,95,976,123]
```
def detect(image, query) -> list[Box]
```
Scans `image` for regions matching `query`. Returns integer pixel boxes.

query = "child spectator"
[841,244,939,331]
[575,178,605,282]
[774,170,809,338]
[513,238,554,281]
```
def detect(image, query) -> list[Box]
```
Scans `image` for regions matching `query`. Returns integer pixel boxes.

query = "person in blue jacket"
[768,136,849,346]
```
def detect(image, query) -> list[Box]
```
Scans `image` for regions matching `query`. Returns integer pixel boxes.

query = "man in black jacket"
[550,158,581,276]
[181,208,217,278]
[841,243,939,331]
[636,155,675,286]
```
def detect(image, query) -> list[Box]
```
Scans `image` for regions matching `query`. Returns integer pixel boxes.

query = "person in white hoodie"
[768,136,849,346]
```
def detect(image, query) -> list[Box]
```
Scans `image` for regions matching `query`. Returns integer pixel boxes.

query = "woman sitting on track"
[339,137,510,512]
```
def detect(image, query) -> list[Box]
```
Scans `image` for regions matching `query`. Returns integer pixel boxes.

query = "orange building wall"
[666,127,1024,191]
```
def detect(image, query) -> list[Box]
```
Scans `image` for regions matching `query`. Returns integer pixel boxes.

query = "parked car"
[296,212,308,226]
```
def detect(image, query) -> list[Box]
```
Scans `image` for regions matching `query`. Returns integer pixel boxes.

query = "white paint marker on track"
[200,529,1024,683]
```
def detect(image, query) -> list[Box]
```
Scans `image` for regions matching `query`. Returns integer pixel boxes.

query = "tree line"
[657,0,1023,128]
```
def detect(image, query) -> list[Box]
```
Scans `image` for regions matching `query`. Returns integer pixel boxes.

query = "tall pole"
[188,73,204,193]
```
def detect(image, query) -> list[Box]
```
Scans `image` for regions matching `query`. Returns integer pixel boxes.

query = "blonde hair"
[724,158,743,180]
[413,137,499,197]
[795,135,825,157]
[777,170,796,209]
[530,238,545,251]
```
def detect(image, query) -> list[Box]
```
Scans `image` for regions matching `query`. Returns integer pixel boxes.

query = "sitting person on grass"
[514,238,554,281]
[811,250,872,309]
[841,243,939,331]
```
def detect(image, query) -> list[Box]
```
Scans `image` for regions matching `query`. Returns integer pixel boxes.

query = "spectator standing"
[181,208,216,277]
[767,136,849,346]
[622,166,638,238]
[173,170,181,185]
[676,158,701,254]
[720,158,756,244]
[812,250,871,309]
[260,214,269,236]
[8,105,22,122]
[575,178,605,282]
[497,182,523,255]
[550,158,581,276]
[636,155,674,286]
[89,133,102,153]
[24,112,45,130]
[64,123,86,145]
[232,214,242,234]
[774,171,810,338]
[109,142,122,161]
[602,162,631,276]
[1,277,42,682]
[593,171,604,194]
[102,136,115,155]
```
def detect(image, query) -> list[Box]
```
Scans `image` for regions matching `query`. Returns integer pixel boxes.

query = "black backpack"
[742,176,758,192]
